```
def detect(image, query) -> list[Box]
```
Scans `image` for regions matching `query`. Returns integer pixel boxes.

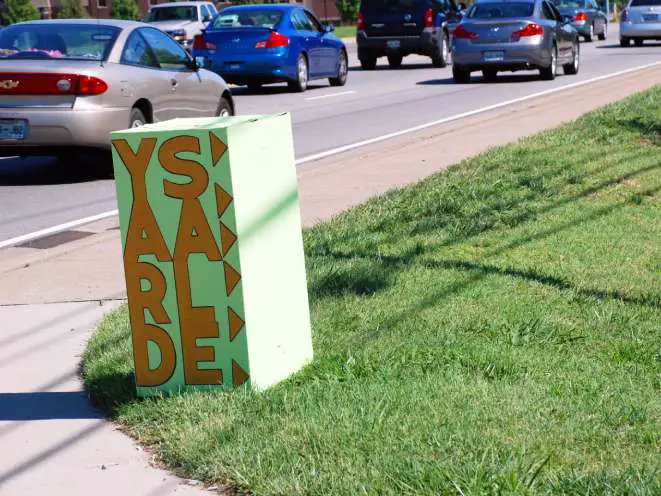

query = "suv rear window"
[467,2,536,18]
[630,0,661,5]
[0,24,120,61]
[361,0,426,13]
[147,6,198,22]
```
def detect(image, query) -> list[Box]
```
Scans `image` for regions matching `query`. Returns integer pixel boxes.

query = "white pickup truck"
[145,1,219,49]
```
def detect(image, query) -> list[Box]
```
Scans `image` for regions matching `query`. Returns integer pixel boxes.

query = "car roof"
[14,19,139,28]
[150,1,212,7]
[220,3,298,11]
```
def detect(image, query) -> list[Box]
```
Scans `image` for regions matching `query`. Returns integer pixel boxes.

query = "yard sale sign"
[110,114,313,396]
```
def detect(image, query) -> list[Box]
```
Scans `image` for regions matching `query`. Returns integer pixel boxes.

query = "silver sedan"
[0,19,234,159]
[620,0,661,46]
[451,0,580,82]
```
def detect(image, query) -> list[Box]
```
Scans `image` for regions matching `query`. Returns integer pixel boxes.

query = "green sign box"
[110,113,313,396]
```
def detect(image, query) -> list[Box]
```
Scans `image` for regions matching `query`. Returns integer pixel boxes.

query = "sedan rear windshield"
[211,10,283,28]
[146,6,198,22]
[630,0,661,6]
[361,0,426,13]
[467,2,535,18]
[0,24,120,61]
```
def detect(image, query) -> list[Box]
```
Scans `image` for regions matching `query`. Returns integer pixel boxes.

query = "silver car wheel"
[573,44,579,71]
[131,119,144,128]
[219,108,231,117]
[442,35,448,61]
[551,48,557,75]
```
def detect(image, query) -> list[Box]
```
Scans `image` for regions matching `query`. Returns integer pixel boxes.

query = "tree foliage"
[2,0,40,25]
[58,0,85,19]
[112,0,139,21]
[335,0,360,24]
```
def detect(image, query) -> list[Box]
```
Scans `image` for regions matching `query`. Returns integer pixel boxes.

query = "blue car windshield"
[467,2,535,18]
[0,24,120,61]
[211,10,283,29]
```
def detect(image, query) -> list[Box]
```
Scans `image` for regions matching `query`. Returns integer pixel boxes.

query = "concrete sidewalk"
[0,65,659,495]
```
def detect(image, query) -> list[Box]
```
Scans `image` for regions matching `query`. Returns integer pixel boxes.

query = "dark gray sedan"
[451,0,580,83]
[551,0,608,41]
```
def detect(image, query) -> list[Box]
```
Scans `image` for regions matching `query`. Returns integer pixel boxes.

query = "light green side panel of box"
[226,113,314,390]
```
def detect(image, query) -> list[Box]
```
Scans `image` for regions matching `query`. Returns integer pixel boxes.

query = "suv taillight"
[424,8,433,28]
[453,25,478,39]
[357,12,365,31]
[511,23,544,41]
[255,32,289,48]
[575,11,588,21]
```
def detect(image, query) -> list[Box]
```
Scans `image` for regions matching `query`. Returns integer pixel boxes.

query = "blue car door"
[304,10,336,75]
[292,9,324,77]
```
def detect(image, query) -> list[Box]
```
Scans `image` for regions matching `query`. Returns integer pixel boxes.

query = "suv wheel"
[360,57,377,70]
[387,55,403,69]
[620,37,630,47]
[432,32,449,68]
[482,69,498,82]
[598,22,607,41]
[634,38,644,46]
[452,65,470,83]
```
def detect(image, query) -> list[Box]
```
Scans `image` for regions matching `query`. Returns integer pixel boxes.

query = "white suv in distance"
[145,1,218,49]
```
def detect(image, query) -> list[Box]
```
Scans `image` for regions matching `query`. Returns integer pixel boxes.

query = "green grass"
[84,88,661,495]
[334,25,356,39]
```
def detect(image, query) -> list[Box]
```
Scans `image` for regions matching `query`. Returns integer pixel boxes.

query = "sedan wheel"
[563,42,580,75]
[584,23,594,42]
[432,33,449,68]
[540,44,557,80]
[387,54,403,69]
[129,107,146,128]
[330,50,348,86]
[288,55,308,92]
[216,96,233,117]
[598,23,607,41]
[620,37,631,47]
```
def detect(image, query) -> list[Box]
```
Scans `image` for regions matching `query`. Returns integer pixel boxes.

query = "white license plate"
[0,119,27,141]
[387,40,401,49]
[483,51,505,62]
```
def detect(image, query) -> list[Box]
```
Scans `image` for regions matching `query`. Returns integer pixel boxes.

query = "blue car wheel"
[288,54,309,93]
[330,50,348,86]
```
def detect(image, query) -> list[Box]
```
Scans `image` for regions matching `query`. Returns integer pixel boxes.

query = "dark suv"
[357,0,465,69]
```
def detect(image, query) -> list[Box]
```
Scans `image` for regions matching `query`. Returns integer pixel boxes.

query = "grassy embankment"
[84,87,661,495]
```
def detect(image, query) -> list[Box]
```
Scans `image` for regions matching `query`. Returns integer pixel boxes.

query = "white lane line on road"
[2,59,660,250]
[0,209,119,250]
[306,90,357,101]
[297,60,661,165]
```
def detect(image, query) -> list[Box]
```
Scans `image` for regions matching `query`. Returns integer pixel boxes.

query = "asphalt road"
[1,31,660,243]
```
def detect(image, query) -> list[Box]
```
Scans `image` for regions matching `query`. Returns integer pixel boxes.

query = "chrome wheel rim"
[131,119,143,128]
[298,58,307,88]
[551,48,557,74]
[442,36,448,60]
[219,108,230,117]
[339,53,347,80]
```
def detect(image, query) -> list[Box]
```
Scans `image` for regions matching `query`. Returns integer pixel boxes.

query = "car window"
[360,0,426,13]
[630,0,661,5]
[467,2,536,18]
[0,23,120,61]
[201,5,211,21]
[208,3,218,14]
[547,2,563,20]
[146,6,198,22]
[304,11,323,33]
[140,28,190,70]
[541,1,555,19]
[121,31,158,68]
[211,9,283,28]
[293,10,314,31]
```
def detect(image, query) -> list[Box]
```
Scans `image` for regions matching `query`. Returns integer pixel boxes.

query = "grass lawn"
[334,25,356,39]
[84,88,661,495]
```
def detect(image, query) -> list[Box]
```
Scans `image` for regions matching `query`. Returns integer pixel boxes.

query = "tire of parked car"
[452,65,471,83]
[598,23,607,41]
[330,50,349,86]
[129,107,147,128]
[540,44,557,81]
[216,96,233,117]
[387,55,403,69]
[360,56,378,70]
[563,41,580,75]
[431,32,450,68]
[289,54,309,92]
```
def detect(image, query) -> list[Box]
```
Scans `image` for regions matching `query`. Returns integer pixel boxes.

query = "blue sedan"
[192,4,348,92]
